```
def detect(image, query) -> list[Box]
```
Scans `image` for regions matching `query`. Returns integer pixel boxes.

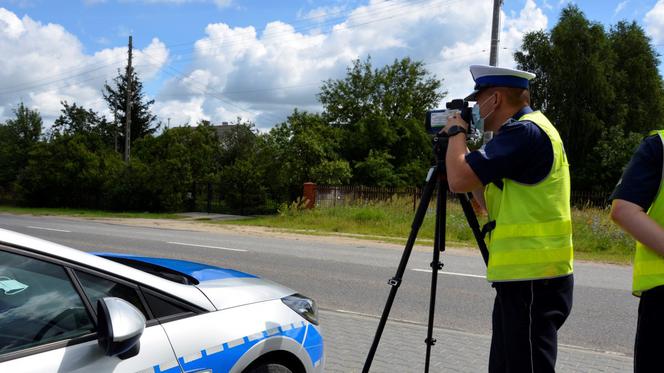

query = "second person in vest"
[440,65,574,373]
[610,131,664,372]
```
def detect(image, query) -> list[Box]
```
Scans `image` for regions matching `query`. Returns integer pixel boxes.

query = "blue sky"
[1,0,663,129]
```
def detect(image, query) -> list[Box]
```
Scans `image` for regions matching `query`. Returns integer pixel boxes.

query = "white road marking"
[166,241,247,252]
[412,268,486,279]
[26,226,71,233]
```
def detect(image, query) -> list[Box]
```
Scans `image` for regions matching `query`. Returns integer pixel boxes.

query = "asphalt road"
[0,214,638,357]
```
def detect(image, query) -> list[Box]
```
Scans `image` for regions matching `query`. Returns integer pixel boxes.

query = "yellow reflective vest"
[632,130,664,296]
[484,110,574,282]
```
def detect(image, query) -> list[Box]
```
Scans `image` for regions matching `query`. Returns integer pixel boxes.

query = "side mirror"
[96,297,146,359]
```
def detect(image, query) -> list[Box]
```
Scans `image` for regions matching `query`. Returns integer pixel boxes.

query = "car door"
[0,247,182,373]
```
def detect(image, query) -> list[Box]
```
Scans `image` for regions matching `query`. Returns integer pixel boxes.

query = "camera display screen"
[425,109,459,135]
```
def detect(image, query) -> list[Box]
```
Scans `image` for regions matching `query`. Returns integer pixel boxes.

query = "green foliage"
[219,157,268,215]
[0,103,42,193]
[132,123,222,211]
[277,196,309,217]
[609,21,664,135]
[310,160,352,185]
[590,126,643,189]
[265,110,347,198]
[16,134,123,208]
[319,56,444,187]
[515,5,664,190]
[353,149,400,187]
[51,101,116,150]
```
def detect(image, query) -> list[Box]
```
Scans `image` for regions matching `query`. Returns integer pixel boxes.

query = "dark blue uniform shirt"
[610,135,663,210]
[465,106,554,186]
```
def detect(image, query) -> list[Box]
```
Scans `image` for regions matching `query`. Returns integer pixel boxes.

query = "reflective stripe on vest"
[633,130,664,296]
[484,111,574,282]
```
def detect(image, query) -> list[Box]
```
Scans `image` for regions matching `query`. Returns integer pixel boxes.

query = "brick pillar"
[303,182,317,209]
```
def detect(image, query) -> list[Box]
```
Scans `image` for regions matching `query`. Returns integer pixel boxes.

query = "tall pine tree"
[103,66,159,153]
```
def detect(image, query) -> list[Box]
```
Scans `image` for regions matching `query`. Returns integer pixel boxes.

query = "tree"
[127,124,215,212]
[103,67,159,154]
[16,134,123,208]
[0,103,42,193]
[266,110,349,200]
[514,5,664,190]
[318,57,445,187]
[609,21,664,135]
[217,118,258,165]
[51,101,115,150]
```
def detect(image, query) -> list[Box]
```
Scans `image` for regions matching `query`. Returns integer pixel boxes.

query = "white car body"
[0,228,324,373]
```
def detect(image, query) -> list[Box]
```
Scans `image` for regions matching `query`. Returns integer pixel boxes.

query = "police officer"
[441,65,574,373]
[610,131,664,372]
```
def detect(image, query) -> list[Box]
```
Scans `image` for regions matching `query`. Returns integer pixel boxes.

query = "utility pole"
[113,109,118,153]
[124,35,133,163]
[489,0,502,66]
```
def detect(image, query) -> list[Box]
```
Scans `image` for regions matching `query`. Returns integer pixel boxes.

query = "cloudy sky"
[1,0,663,130]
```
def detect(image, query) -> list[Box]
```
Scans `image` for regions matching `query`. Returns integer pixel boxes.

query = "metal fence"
[314,185,611,210]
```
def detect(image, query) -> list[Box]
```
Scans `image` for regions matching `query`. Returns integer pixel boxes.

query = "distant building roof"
[212,122,234,138]
[212,122,255,140]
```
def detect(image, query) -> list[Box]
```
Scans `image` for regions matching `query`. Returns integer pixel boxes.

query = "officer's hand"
[439,113,469,136]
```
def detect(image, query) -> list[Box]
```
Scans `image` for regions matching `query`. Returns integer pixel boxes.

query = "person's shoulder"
[643,133,662,147]
[498,119,543,138]
[637,133,663,158]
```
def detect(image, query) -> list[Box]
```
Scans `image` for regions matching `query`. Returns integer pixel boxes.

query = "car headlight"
[281,294,319,325]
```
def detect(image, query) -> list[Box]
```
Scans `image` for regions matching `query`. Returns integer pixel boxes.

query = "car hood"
[95,253,296,310]
[195,276,296,310]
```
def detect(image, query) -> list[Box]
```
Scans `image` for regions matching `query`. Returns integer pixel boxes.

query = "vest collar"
[512,105,533,120]
[497,106,534,133]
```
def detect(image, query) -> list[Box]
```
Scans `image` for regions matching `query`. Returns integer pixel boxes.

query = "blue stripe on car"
[152,322,322,373]
[94,252,257,281]
[303,324,324,367]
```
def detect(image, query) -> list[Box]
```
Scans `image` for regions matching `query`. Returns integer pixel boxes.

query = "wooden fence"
[314,185,611,210]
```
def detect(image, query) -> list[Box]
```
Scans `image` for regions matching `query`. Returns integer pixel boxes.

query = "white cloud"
[0,8,168,125]
[154,97,209,126]
[156,0,548,129]
[141,0,230,6]
[0,0,549,130]
[614,0,628,15]
[297,4,347,23]
[645,0,664,44]
[90,0,233,7]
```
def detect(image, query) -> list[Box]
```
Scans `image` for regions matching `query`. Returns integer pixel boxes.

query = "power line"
[142,53,286,125]
[0,59,125,96]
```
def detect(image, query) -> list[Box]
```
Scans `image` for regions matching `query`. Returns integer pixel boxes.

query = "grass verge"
[0,206,184,220]
[218,198,634,264]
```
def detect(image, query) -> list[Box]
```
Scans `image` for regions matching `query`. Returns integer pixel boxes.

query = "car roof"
[0,228,216,312]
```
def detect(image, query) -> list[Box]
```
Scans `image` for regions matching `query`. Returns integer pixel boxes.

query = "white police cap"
[465,65,536,101]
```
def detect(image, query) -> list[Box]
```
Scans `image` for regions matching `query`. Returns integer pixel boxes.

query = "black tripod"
[362,134,491,373]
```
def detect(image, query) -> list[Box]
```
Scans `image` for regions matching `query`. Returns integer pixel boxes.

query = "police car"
[0,228,324,372]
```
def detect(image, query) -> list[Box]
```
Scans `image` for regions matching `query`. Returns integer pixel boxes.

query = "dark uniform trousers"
[635,285,664,373]
[489,274,574,373]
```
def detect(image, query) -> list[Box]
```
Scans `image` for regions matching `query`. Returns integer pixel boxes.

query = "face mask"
[471,95,496,133]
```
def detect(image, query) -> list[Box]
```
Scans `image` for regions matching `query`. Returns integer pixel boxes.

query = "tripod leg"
[457,193,490,266]
[362,167,438,373]
[424,176,446,373]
